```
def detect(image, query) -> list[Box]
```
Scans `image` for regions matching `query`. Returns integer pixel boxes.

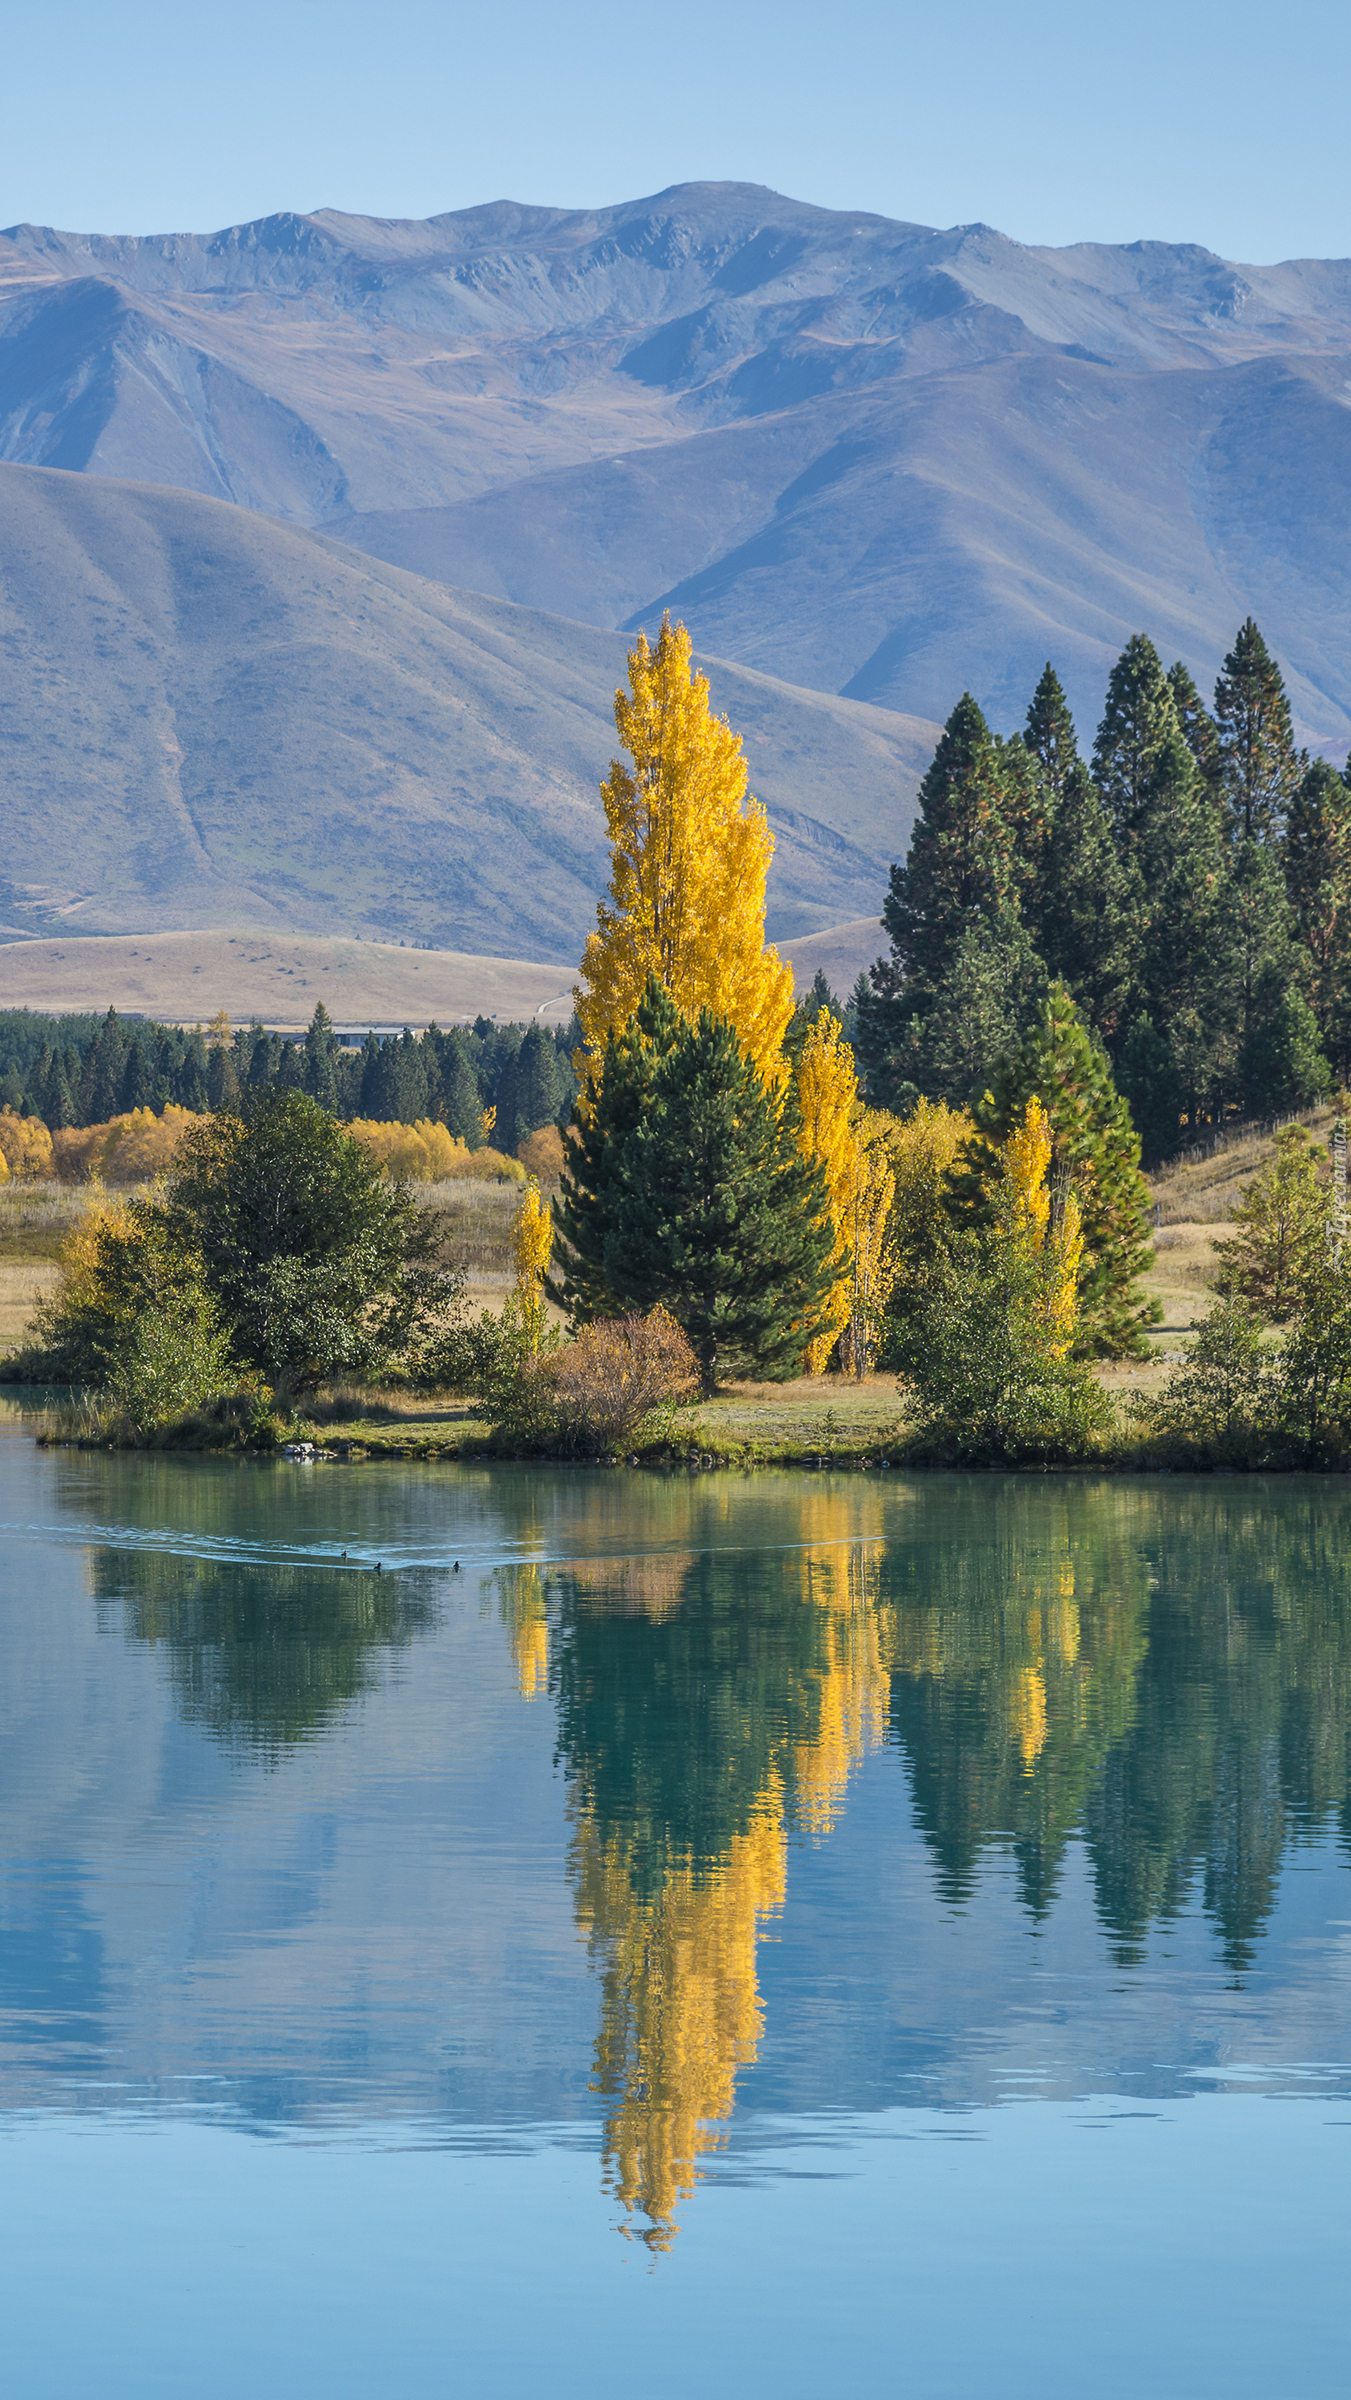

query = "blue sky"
[6,0,1349,261]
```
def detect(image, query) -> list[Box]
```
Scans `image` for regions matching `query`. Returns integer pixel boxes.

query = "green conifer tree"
[1092,634,1181,849]
[1213,618,1303,846]
[954,983,1160,1357]
[1115,1014,1182,1167]
[877,694,1018,989]
[1023,662,1079,803]
[496,1024,564,1151]
[552,980,681,1323]
[1166,660,1224,812]
[1231,838,1329,1114]
[856,694,1037,1105]
[1118,694,1238,1131]
[1032,760,1137,1039]
[599,1008,836,1394]
[1285,758,1351,1076]
[302,1003,339,1111]
[437,1028,488,1148]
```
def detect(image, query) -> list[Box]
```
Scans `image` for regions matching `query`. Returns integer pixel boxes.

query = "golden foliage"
[512,1178,553,1354]
[794,1012,858,1371]
[996,1097,1083,1359]
[576,617,794,1091]
[49,1189,139,1320]
[0,1107,51,1180]
[53,1105,202,1186]
[515,1123,565,1184]
[561,1502,890,2247]
[574,1802,787,2249]
[793,1019,901,1375]
[346,1119,525,1184]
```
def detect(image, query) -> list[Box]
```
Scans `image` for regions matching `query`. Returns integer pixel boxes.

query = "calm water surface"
[2,1403,1350,2395]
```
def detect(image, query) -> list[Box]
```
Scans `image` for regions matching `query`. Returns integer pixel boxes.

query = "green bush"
[898,1213,1111,1463]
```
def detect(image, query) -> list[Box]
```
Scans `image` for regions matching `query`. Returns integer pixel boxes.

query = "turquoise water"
[2,1409,1350,2394]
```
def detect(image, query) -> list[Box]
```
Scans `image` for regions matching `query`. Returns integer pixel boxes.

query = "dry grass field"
[0,931,578,1031]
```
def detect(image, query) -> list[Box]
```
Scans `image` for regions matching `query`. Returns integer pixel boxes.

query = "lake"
[2,1405,1350,2396]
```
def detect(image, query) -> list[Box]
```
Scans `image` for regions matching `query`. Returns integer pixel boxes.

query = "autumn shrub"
[0,1107,54,1180]
[53,1105,201,1186]
[515,1124,565,1184]
[532,1308,698,1455]
[347,1118,525,1184]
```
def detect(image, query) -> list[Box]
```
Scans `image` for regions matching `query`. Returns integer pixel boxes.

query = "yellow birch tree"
[575,617,795,1092]
[512,1177,553,1357]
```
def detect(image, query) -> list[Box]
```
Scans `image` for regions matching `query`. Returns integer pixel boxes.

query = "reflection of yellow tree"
[524,1487,891,2246]
[574,1796,787,2250]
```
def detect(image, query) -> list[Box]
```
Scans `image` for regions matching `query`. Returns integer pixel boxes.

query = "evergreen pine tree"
[855,694,1037,1105]
[1230,837,1327,1114]
[600,1010,835,1394]
[303,1003,339,1111]
[553,980,681,1322]
[1166,660,1224,812]
[899,911,1047,1110]
[117,1040,153,1114]
[437,1029,487,1147]
[1023,662,1079,804]
[1032,760,1137,1039]
[1213,618,1303,846]
[206,1042,240,1114]
[1091,634,1181,849]
[248,1028,280,1093]
[1122,700,1238,1131]
[1115,1014,1182,1167]
[1241,972,1330,1118]
[276,1039,306,1094]
[357,1032,382,1114]
[176,1033,209,1113]
[80,1008,127,1124]
[953,983,1160,1357]
[883,695,1018,987]
[1285,758,1351,1076]
[500,1025,564,1151]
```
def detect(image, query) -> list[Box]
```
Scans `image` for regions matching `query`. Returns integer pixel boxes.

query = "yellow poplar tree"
[998,1097,1083,1358]
[794,1011,858,1371]
[841,1110,898,1377]
[512,1177,553,1356]
[576,617,795,1091]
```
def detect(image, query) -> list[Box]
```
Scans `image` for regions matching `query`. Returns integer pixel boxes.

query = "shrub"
[898,1102,1108,1463]
[53,1105,201,1186]
[533,1308,697,1454]
[1133,1297,1274,1462]
[21,1191,238,1433]
[347,1119,525,1184]
[105,1282,241,1436]
[1212,1125,1333,1322]
[515,1124,565,1184]
[0,1107,53,1180]
[169,1090,462,1393]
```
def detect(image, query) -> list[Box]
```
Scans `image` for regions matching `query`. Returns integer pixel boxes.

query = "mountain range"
[0,460,933,953]
[1,182,1348,974]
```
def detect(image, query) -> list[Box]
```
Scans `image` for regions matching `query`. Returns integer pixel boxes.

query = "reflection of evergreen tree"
[1083,1490,1351,1973]
[882,1486,1149,1915]
[94,1550,439,1757]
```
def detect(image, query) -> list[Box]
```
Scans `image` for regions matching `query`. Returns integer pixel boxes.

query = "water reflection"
[90,1547,440,1757]
[490,1479,1351,2243]
[58,1459,1351,2247]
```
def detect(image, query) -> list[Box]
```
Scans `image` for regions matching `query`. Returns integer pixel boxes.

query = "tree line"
[855,620,1351,1160]
[0,1003,578,1154]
